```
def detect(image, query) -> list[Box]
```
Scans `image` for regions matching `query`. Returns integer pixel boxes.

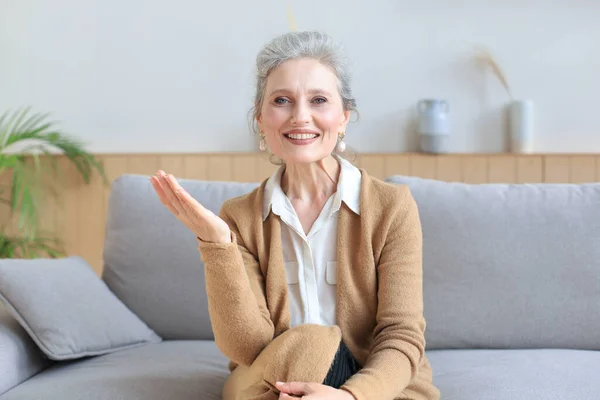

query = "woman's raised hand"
[150,170,232,244]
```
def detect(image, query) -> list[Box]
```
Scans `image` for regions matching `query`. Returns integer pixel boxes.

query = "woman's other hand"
[150,170,232,244]
[276,382,356,399]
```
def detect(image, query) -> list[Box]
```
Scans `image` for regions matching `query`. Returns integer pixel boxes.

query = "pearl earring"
[259,133,267,151]
[336,132,346,153]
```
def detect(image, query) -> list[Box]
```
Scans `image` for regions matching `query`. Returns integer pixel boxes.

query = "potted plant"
[0,107,106,258]
[475,46,534,153]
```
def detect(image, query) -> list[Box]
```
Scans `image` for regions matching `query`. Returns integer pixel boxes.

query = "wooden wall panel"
[488,156,517,183]
[410,155,436,179]
[516,156,543,183]
[4,153,596,275]
[127,155,159,176]
[158,155,185,178]
[257,155,279,179]
[569,156,597,183]
[358,154,385,180]
[38,157,57,238]
[54,159,83,258]
[207,155,233,181]
[232,155,259,182]
[435,155,462,182]
[544,156,570,183]
[183,155,209,180]
[461,156,489,184]
[77,169,106,273]
[0,168,14,236]
[384,154,410,177]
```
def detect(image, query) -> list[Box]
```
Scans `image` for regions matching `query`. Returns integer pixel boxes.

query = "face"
[257,58,350,165]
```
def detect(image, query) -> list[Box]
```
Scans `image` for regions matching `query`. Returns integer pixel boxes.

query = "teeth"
[286,133,318,140]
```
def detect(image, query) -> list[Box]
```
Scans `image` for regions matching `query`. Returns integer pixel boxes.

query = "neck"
[281,155,340,202]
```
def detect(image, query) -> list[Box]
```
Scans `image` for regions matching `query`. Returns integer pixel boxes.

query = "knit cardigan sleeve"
[196,204,274,367]
[341,186,427,400]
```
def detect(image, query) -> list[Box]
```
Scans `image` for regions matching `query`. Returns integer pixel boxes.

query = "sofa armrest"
[0,304,52,396]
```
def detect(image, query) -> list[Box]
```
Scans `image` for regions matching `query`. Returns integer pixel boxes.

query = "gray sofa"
[1,172,600,400]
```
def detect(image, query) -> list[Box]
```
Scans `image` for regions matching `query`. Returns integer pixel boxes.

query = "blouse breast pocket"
[284,261,299,285]
[326,261,338,285]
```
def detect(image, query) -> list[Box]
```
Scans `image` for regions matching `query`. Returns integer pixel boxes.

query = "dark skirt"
[322,341,360,389]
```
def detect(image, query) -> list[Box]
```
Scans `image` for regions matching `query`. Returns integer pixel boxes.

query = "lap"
[222,324,343,400]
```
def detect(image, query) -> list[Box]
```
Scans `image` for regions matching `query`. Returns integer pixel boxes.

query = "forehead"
[265,58,339,93]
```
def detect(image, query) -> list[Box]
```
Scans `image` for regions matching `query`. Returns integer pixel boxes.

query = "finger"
[150,176,179,215]
[162,173,196,213]
[178,188,209,220]
[279,394,302,400]
[150,176,167,200]
[156,171,185,215]
[164,174,209,217]
[275,382,311,396]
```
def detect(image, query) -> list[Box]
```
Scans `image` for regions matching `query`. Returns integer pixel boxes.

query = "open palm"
[150,170,231,244]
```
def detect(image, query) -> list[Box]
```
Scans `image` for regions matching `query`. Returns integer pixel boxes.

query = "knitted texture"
[198,171,440,400]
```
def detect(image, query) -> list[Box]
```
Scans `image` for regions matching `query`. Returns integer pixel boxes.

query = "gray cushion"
[0,304,51,396]
[385,176,600,350]
[0,340,229,400]
[102,174,259,340]
[428,348,600,399]
[0,257,161,361]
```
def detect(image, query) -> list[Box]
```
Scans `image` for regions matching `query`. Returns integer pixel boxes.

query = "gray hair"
[250,31,358,136]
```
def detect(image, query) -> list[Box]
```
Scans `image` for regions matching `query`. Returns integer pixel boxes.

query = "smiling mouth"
[283,133,320,139]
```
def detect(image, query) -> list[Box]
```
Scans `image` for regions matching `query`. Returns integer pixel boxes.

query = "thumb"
[275,381,313,396]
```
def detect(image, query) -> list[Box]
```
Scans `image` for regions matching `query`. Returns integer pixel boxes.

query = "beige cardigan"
[198,170,440,400]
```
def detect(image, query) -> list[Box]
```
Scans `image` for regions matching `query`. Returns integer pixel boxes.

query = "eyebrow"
[269,89,334,97]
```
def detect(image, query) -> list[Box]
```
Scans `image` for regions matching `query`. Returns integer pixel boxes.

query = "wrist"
[197,231,232,244]
[220,230,233,243]
[219,234,232,244]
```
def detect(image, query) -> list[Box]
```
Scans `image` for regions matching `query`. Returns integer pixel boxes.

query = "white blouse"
[262,156,362,327]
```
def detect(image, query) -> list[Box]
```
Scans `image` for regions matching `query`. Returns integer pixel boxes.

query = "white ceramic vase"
[509,100,534,153]
[417,99,451,154]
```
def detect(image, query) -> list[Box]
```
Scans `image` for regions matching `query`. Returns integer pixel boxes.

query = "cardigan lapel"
[264,209,292,336]
[252,181,292,337]
[335,170,369,326]
[336,203,351,324]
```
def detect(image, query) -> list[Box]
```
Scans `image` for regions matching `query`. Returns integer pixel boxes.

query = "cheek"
[261,106,287,129]
[316,108,345,134]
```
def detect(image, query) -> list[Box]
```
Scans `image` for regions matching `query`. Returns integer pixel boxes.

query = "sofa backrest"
[104,173,600,350]
[386,175,600,350]
[102,174,259,340]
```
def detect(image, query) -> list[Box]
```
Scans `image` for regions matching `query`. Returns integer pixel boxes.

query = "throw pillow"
[0,256,161,360]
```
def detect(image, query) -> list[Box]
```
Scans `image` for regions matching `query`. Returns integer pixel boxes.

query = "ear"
[256,113,263,132]
[340,110,351,129]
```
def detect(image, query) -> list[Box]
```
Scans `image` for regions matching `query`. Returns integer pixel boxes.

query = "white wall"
[1,0,598,153]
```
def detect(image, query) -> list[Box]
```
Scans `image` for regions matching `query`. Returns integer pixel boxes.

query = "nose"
[291,102,310,124]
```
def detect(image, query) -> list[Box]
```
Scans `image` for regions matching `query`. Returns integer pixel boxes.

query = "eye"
[274,97,290,105]
[312,97,327,104]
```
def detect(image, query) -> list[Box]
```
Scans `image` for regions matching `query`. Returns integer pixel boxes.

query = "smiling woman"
[256,58,349,165]
[151,31,440,400]
[250,32,357,167]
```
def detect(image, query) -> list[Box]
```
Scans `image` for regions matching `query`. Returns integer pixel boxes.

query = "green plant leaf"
[0,232,64,258]
[0,107,107,256]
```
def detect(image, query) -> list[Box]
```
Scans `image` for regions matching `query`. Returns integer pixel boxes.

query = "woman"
[151,31,440,400]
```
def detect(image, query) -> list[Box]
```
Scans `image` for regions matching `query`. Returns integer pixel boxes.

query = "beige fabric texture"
[198,171,440,400]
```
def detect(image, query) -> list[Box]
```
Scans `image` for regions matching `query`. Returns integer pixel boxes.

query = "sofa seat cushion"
[429,348,600,399]
[0,341,229,400]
